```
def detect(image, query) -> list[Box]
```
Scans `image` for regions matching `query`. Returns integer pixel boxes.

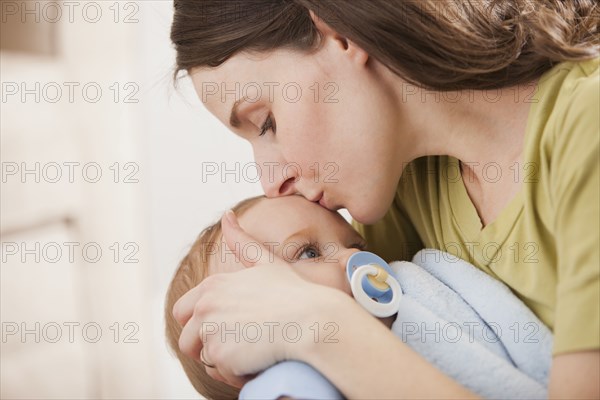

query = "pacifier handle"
[346,251,402,318]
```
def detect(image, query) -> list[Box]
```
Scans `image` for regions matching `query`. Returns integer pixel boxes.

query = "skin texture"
[191,195,395,387]
[229,196,393,335]
[190,28,405,225]
[224,195,365,295]
[190,14,533,226]
[174,205,479,396]
[178,13,600,400]
[175,206,600,399]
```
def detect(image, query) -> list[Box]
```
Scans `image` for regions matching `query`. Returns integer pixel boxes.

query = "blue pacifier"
[346,251,402,317]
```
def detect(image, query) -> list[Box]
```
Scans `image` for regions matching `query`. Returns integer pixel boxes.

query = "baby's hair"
[164,195,265,400]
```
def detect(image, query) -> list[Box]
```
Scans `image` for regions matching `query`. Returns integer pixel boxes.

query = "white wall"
[1,1,261,398]
[138,2,262,398]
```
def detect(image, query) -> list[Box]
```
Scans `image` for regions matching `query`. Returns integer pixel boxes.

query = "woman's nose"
[259,162,299,198]
[253,145,299,198]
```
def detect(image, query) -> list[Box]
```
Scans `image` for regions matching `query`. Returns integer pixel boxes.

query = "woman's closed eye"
[259,114,276,136]
[351,240,368,251]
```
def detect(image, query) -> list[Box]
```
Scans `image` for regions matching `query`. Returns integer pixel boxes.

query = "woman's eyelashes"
[351,240,368,251]
[259,114,276,136]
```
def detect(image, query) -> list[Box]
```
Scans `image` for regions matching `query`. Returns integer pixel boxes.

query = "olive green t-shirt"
[354,58,599,356]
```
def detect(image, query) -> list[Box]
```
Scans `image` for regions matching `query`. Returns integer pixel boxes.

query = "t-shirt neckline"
[447,156,525,245]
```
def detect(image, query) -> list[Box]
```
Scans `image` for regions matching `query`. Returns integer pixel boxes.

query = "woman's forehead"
[190,48,322,105]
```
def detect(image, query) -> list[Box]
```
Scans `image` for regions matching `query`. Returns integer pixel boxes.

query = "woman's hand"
[172,210,344,387]
[173,211,482,398]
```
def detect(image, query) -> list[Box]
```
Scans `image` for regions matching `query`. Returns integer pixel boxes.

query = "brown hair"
[171,0,598,90]
[164,195,265,400]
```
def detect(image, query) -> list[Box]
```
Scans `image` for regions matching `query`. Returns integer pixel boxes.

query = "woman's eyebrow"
[229,96,247,128]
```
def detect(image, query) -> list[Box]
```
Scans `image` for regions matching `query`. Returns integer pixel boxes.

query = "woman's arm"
[299,292,480,399]
[176,210,600,398]
[546,63,599,399]
[287,304,600,400]
[174,212,481,398]
[548,351,600,399]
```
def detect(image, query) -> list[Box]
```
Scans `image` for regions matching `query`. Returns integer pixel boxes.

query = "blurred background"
[1,1,262,398]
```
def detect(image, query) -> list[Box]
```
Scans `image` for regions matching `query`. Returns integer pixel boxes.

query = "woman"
[171,1,599,398]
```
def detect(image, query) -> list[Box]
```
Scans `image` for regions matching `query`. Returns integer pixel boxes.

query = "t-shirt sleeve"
[551,67,600,355]
[353,190,424,263]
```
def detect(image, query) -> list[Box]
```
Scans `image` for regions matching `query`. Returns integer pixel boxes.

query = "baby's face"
[211,195,367,296]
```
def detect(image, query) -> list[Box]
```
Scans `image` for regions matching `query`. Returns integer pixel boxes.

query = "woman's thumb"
[221,210,277,267]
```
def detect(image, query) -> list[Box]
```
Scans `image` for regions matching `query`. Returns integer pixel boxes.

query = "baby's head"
[165,195,369,399]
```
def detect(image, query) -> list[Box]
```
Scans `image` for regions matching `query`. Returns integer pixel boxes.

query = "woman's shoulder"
[555,58,599,142]
[537,57,598,91]
[535,58,598,129]
[526,58,598,163]
[553,57,599,113]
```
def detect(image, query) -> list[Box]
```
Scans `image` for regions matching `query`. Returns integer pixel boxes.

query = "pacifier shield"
[346,251,402,318]
[346,251,395,302]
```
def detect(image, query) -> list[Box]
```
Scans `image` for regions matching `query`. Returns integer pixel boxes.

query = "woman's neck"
[396,80,537,176]
[392,79,539,227]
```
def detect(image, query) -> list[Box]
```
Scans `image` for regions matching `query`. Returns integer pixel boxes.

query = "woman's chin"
[348,206,387,225]
[349,192,397,224]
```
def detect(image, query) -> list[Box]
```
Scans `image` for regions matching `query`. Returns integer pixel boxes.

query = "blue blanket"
[240,250,553,399]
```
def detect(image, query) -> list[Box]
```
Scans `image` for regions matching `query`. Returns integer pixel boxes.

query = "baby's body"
[241,246,553,400]
[166,195,381,399]
[167,195,551,400]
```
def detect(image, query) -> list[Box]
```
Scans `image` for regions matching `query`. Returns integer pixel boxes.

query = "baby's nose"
[337,248,361,272]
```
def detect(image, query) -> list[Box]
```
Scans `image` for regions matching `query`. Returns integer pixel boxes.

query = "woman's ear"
[309,9,369,66]
[309,9,338,38]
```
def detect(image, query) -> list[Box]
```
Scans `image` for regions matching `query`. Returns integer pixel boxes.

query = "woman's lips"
[319,194,339,210]
[310,192,338,211]
[308,192,323,203]
[318,195,328,209]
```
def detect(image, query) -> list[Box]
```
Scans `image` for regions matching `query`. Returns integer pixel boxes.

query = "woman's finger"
[205,365,226,384]
[172,283,204,326]
[174,210,289,327]
[177,313,204,361]
[172,270,227,327]
[205,365,249,389]
[221,210,283,267]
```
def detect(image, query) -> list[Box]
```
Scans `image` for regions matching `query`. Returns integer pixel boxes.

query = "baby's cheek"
[299,266,351,296]
[336,276,353,297]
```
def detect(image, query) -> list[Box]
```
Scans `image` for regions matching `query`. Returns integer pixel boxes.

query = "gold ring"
[200,348,216,368]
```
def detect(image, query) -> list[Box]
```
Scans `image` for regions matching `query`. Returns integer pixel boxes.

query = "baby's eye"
[298,245,320,260]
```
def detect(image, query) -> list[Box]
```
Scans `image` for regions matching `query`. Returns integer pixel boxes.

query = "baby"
[165,194,386,399]
[165,195,551,400]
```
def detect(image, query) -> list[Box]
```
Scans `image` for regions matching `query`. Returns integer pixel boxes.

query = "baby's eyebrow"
[283,228,312,245]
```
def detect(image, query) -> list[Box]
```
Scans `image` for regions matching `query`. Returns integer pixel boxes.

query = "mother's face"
[190,36,405,224]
